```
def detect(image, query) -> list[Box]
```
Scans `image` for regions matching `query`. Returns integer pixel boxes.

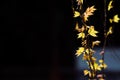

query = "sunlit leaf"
[84,69,89,76]
[113,14,120,23]
[99,59,104,63]
[108,0,113,11]
[94,63,101,71]
[75,47,85,57]
[88,26,98,37]
[83,6,96,22]
[99,63,107,69]
[74,11,80,18]
[109,18,113,23]
[77,0,83,5]
[89,62,101,71]
[107,26,113,36]
[80,0,83,4]
[77,32,85,39]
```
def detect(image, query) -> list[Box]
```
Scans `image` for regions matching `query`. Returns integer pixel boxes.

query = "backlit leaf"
[88,26,98,37]
[108,0,113,11]
[99,63,107,69]
[74,11,80,18]
[77,32,85,39]
[83,6,96,22]
[84,69,89,76]
[109,15,120,23]
[99,60,104,63]
[75,47,85,57]
[113,14,120,23]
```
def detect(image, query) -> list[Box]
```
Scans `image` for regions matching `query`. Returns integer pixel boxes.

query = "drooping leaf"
[77,32,85,39]
[108,0,113,11]
[88,26,98,37]
[74,11,80,18]
[84,69,89,76]
[109,15,120,23]
[107,26,113,36]
[113,14,120,23]
[83,6,96,22]
[109,18,113,23]
[75,47,85,57]
[91,62,101,71]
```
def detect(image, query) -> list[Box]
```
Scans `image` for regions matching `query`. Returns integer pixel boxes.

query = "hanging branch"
[71,0,120,79]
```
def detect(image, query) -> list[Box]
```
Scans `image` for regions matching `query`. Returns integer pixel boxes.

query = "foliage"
[72,0,120,79]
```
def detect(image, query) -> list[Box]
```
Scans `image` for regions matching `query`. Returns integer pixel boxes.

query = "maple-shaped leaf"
[108,0,113,11]
[77,32,85,39]
[88,26,98,37]
[83,6,96,22]
[110,15,120,23]
[113,14,120,23]
[75,47,84,57]
[91,62,101,71]
[74,11,80,18]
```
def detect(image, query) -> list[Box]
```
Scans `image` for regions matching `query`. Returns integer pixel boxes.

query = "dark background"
[0,0,120,80]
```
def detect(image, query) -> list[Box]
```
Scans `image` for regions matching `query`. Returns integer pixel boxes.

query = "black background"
[0,0,120,80]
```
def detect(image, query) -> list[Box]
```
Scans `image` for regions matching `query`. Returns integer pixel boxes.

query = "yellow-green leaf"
[108,0,113,11]
[77,32,85,39]
[99,59,104,63]
[107,26,113,36]
[83,6,96,22]
[74,11,80,18]
[75,47,85,57]
[88,26,98,37]
[84,69,89,76]
[99,63,107,69]
[109,18,113,23]
[113,14,120,23]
